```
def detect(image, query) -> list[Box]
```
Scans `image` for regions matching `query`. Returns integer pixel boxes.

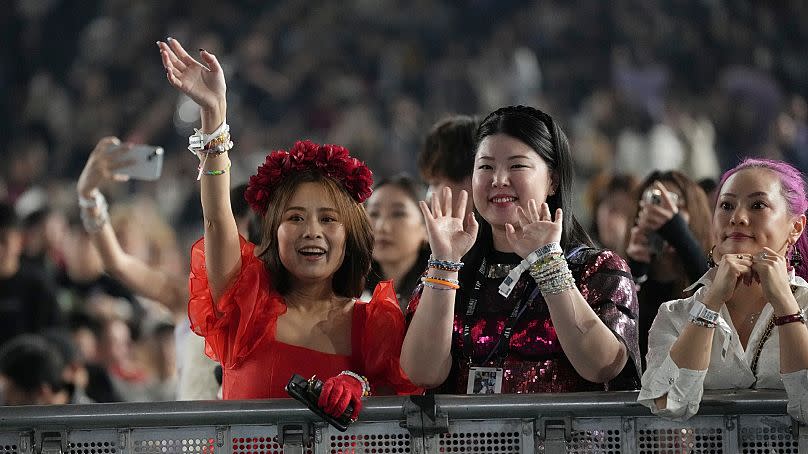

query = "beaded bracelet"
[689,317,717,329]
[339,370,371,397]
[428,257,463,272]
[188,122,231,154]
[196,161,232,181]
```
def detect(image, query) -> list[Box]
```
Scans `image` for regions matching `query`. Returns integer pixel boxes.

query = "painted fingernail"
[166,36,173,41]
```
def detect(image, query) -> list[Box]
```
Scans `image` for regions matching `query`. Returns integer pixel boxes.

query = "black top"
[628,213,708,369]
[0,263,63,346]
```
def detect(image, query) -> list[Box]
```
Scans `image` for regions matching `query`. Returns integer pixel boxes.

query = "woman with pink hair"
[639,158,808,423]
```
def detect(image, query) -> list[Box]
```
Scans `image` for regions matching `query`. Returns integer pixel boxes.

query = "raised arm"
[76,137,186,313]
[158,38,239,303]
[400,188,478,387]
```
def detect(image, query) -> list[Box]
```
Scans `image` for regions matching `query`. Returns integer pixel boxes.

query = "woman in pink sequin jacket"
[401,105,641,393]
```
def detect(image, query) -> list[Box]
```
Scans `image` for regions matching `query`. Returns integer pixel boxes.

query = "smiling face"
[713,168,805,258]
[277,182,347,285]
[366,184,426,266]
[472,134,555,229]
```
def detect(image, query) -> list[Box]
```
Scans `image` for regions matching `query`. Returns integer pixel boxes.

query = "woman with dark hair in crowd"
[401,105,641,393]
[639,158,808,423]
[158,38,419,419]
[624,170,712,365]
[363,174,430,311]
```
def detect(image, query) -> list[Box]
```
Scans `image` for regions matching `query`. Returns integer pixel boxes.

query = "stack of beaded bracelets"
[78,189,109,233]
[338,370,371,397]
[188,122,234,155]
[527,242,575,295]
[422,257,463,290]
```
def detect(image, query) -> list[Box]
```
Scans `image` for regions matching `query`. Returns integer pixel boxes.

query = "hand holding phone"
[109,144,164,181]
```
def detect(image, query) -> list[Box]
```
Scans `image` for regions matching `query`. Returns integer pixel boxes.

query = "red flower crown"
[245,140,373,216]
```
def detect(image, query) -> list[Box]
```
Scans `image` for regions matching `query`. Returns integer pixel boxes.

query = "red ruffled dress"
[188,236,422,399]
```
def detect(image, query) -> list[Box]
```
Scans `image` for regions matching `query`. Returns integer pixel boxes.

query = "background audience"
[2,1,808,403]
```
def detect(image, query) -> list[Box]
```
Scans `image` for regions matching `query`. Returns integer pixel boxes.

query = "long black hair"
[474,104,593,249]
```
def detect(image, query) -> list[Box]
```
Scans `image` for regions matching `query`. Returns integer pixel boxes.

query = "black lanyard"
[462,257,539,367]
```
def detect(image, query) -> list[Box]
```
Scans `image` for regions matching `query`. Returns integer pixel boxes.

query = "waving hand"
[419,188,478,262]
[157,38,226,114]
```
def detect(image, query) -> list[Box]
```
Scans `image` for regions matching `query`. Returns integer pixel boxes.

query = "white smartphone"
[111,145,164,181]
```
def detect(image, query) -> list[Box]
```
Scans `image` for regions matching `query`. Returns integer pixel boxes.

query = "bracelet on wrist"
[773,310,806,326]
[188,122,230,153]
[78,189,103,209]
[338,370,371,397]
[79,191,109,233]
[428,257,463,272]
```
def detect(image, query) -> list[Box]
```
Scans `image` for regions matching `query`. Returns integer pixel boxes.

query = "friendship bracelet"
[422,276,460,290]
[196,160,232,181]
[198,160,231,176]
[428,257,463,271]
[339,370,371,397]
[188,122,230,154]
[689,317,717,328]
[425,276,459,285]
[422,281,457,291]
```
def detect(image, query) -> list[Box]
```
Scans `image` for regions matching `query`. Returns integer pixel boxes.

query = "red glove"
[317,372,368,420]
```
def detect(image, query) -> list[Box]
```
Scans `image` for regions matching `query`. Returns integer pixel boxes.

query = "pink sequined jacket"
[407,246,641,394]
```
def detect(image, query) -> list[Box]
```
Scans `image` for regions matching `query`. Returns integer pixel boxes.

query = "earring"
[707,245,717,267]
[790,248,803,269]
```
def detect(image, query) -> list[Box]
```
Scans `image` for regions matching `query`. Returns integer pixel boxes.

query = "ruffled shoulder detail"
[188,235,286,369]
[354,280,423,395]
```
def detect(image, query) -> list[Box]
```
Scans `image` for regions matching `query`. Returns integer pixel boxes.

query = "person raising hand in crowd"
[157,38,420,420]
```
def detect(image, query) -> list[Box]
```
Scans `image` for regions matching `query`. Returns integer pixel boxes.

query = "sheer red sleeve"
[355,281,423,395]
[188,235,286,369]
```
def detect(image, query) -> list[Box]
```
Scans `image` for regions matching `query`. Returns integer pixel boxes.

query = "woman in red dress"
[157,38,420,418]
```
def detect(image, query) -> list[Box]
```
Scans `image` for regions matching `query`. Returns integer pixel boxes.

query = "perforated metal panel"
[68,430,118,454]
[326,421,412,453]
[636,426,724,453]
[561,418,624,454]
[228,425,313,454]
[438,419,532,453]
[739,415,799,454]
[131,428,218,454]
[0,432,18,454]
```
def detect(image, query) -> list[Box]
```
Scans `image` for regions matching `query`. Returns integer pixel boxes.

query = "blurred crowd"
[1,0,807,404]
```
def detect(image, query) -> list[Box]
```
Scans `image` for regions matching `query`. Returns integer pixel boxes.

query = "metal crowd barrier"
[0,390,805,453]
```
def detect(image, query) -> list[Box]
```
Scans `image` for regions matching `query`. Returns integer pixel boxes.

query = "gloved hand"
[317,372,367,420]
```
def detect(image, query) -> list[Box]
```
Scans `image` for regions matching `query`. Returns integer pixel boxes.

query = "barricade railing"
[0,390,804,453]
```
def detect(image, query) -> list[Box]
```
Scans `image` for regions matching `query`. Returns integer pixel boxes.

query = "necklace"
[744,310,762,327]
